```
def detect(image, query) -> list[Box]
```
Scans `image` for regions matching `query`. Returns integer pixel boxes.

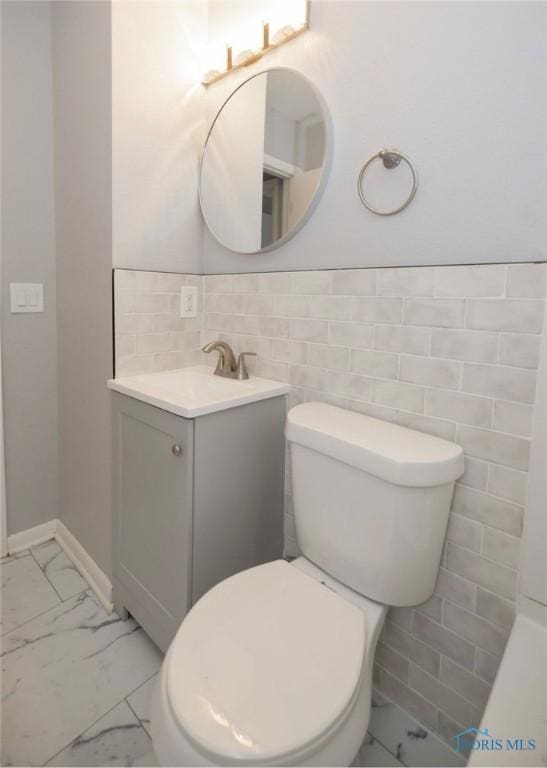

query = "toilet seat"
[164,560,367,765]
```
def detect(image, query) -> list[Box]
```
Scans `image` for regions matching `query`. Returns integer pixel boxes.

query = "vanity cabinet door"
[112,393,193,651]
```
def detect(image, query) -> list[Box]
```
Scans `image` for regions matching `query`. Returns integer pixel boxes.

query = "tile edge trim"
[55,521,113,614]
[7,520,58,554]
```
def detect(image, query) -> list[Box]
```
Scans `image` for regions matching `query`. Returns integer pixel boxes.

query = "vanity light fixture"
[202,1,310,86]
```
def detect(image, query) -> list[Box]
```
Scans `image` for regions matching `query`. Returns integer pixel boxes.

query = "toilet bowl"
[151,402,464,767]
[151,558,386,767]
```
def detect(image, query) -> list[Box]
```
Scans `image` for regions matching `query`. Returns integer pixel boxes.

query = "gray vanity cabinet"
[111,392,286,652]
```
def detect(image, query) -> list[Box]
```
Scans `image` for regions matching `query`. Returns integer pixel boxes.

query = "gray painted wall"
[52,1,113,575]
[1,1,59,534]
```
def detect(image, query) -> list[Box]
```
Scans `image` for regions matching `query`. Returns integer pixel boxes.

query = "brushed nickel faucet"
[202,341,256,380]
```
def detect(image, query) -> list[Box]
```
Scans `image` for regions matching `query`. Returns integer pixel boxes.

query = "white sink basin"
[107,365,290,418]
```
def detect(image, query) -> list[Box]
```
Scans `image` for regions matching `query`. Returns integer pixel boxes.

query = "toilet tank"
[286,403,464,606]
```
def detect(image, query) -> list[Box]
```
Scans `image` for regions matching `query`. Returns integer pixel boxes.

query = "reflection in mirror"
[200,69,330,254]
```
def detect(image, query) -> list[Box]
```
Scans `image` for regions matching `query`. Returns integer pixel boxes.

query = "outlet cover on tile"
[10,283,44,313]
[180,286,197,318]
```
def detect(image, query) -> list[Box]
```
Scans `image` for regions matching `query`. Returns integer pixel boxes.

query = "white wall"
[203,1,547,273]
[1,1,59,535]
[112,0,208,274]
[520,281,547,607]
[52,1,113,575]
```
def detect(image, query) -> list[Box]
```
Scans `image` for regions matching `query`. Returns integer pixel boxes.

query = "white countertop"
[107,365,289,418]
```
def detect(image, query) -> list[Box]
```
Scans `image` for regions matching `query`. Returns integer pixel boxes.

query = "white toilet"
[151,402,464,767]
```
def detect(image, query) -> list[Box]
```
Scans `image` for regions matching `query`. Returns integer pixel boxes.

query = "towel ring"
[358,149,418,216]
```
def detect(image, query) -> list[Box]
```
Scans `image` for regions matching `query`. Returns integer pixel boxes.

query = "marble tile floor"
[1,542,162,767]
[366,693,466,768]
[1,541,461,768]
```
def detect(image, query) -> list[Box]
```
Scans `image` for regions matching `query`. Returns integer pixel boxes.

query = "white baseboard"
[6,518,113,615]
[56,521,113,614]
[7,519,58,553]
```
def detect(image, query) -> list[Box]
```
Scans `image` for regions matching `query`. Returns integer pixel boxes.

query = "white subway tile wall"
[114,262,546,755]
[114,270,203,376]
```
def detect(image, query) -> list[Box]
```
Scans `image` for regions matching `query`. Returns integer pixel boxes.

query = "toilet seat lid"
[166,560,366,765]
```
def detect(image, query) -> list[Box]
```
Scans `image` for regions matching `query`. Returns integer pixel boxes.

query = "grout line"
[3,545,94,639]
[125,696,152,739]
[447,531,520,565]
[472,582,479,614]
[124,669,160,708]
[29,548,64,604]
[364,730,409,767]
[1,550,31,564]
[478,523,485,557]
[0,592,80,640]
[42,696,146,767]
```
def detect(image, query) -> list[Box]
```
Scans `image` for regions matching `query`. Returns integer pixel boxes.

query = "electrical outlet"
[180,285,198,318]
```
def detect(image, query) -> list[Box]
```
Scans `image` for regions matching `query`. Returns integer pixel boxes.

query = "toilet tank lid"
[286,402,464,487]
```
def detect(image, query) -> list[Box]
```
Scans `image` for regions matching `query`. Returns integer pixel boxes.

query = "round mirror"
[199,68,331,254]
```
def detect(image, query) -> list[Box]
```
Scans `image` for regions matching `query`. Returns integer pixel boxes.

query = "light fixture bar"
[202,2,310,87]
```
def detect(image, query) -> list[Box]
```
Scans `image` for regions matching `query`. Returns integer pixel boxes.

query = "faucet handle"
[235,352,256,380]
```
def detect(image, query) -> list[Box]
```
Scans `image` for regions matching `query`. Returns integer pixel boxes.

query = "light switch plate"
[180,285,198,318]
[10,283,44,313]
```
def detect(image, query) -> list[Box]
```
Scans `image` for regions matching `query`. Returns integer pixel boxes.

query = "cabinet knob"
[171,444,182,457]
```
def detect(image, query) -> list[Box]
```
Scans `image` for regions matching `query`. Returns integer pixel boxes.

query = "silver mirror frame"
[199,67,333,255]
